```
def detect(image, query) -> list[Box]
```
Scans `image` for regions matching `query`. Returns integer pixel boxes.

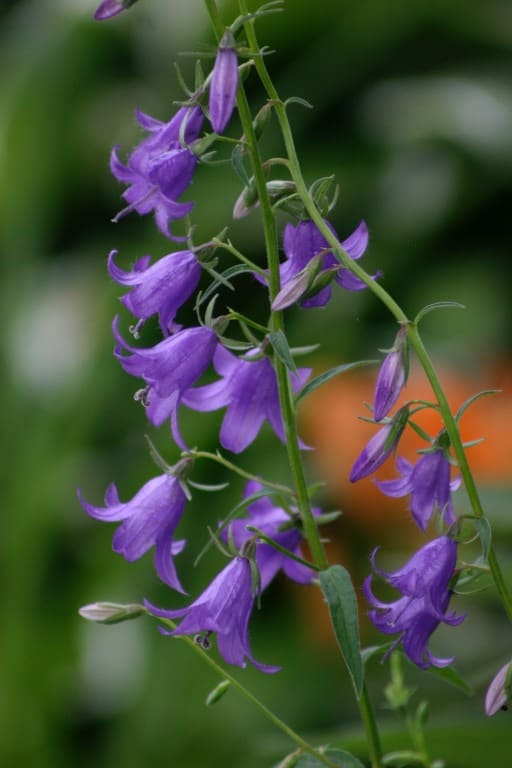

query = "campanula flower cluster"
[349,322,465,666]
[79,24,333,671]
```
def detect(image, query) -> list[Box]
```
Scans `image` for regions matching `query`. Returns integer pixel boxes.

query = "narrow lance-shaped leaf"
[319,565,364,698]
[292,748,365,767]
[296,360,377,404]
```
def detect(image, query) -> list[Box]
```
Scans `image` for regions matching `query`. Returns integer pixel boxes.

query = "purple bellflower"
[209,29,239,134]
[349,406,409,483]
[273,219,379,310]
[113,318,217,446]
[108,249,201,336]
[223,481,317,590]
[78,473,187,592]
[373,327,408,422]
[485,661,512,715]
[110,106,204,239]
[94,0,138,20]
[364,536,464,669]
[182,345,311,454]
[145,556,280,672]
[376,450,461,531]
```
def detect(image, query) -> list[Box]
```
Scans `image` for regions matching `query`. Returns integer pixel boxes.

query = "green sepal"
[319,566,364,699]
[414,301,466,324]
[231,143,251,186]
[269,330,298,373]
[427,664,473,695]
[455,389,501,423]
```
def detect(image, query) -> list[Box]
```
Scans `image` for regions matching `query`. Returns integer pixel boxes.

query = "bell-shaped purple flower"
[364,536,464,669]
[373,327,408,422]
[485,661,512,715]
[349,407,409,483]
[113,318,217,445]
[78,474,187,591]
[182,345,311,454]
[94,0,139,20]
[209,29,239,134]
[376,450,461,531]
[145,556,280,672]
[223,481,317,590]
[108,249,201,335]
[110,106,203,240]
[274,219,379,309]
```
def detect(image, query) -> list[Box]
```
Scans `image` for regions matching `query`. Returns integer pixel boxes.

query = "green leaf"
[269,329,297,373]
[319,566,364,698]
[295,360,377,403]
[294,748,365,767]
[414,301,466,324]
[205,680,230,706]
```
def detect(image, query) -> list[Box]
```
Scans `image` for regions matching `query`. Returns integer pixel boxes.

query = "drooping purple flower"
[375,450,461,531]
[78,473,187,591]
[373,327,408,422]
[223,481,317,590]
[108,249,201,335]
[349,407,409,483]
[110,106,204,239]
[273,219,380,309]
[94,0,138,20]
[113,318,217,445]
[364,536,464,669]
[485,661,512,715]
[182,345,311,454]
[145,556,280,672]
[209,29,239,134]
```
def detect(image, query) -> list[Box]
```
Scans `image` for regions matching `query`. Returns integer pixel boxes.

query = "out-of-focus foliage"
[1,0,512,766]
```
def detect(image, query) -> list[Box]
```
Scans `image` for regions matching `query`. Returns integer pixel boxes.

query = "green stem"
[155,615,341,768]
[205,0,329,570]
[406,325,512,622]
[359,682,384,768]
[240,0,512,623]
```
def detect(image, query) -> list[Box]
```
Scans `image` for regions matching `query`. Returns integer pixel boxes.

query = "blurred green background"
[2,0,512,766]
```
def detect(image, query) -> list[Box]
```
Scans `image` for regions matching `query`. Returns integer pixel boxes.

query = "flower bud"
[350,406,409,482]
[79,602,146,624]
[485,661,512,715]
[209,29,239,134]
[373,326,408,422]
[94,0,140,21]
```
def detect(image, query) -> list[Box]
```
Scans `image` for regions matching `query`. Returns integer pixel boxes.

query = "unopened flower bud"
[373,326,409,422]
[485,661,512,715]
[271,254,324,311]
[350,406,409,482]
[94,0,140,21]
[209,29,239,134]
[79,601,146,624]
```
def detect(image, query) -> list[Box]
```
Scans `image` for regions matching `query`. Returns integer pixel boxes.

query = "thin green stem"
[406,325,512,622]
[241,0,512,623]
[205,0,329,570]
[155,615,341,768]
[359,682,384,768]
